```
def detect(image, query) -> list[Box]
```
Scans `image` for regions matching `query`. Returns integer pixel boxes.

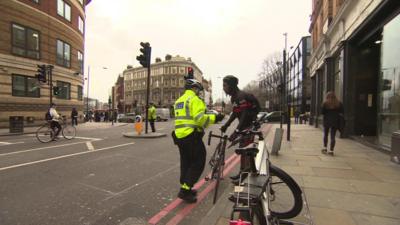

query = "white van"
[155,108,170,121]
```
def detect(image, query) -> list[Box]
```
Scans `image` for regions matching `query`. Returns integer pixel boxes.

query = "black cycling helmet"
[223,75,239,87]
[185,79,203,91]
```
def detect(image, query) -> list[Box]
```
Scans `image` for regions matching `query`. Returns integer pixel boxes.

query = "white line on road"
[86,141,94,151]
[0,141,24,146]
[0,142,135,172]
[0,141,87,156]
[75,136,102,141]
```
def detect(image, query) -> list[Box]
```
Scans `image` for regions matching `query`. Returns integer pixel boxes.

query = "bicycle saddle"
[235,147,259,157]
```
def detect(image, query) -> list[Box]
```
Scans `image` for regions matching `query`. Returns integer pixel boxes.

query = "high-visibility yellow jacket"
[149,106,156,120]
[174,90,216,139]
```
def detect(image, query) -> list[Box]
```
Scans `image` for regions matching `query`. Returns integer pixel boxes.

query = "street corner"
[122,132,167,139]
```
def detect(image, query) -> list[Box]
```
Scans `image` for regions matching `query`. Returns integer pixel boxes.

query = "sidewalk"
[202,123,400,225]
[0,122,128,137]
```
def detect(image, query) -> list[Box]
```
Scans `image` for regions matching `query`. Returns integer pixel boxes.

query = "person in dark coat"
[321,92,343,155]
[71,107,78,126]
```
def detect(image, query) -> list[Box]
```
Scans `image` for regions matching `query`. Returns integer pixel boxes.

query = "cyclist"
[48,103,62,139]
[220,75,260,182]
[172,79,224,203]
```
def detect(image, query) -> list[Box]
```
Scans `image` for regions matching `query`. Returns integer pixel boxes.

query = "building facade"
[123,55,207,113]
[308,0,400,152]
[287,36,312,115]
[0,0,91,127]
[112,74,124,113]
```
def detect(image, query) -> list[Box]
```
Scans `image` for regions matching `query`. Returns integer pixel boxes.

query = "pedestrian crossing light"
[136,42,151,68]
[53,86,60,96]
[35,64,47,83]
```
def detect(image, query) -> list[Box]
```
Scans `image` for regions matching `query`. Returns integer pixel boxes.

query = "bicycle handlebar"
[207,131,228,146]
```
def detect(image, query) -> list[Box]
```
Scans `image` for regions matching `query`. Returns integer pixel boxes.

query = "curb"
[0,131,36,137]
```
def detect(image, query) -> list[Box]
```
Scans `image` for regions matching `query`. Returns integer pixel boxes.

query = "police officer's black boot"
[178,188,197,203]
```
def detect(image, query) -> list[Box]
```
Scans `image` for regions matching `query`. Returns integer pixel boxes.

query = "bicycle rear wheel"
[268,164,303,219]
[62,125,76,140]
[36,124,54,143]
[237,201,267,225]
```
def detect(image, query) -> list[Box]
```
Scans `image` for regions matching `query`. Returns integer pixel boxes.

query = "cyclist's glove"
[215,113,225,123]
[220,124,228,133]
[228,129,239,142]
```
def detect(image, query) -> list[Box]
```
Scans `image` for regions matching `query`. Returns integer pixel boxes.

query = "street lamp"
[85,66,108,122]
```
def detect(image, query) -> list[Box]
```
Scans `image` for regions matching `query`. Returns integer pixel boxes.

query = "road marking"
[86,141,95,151]
[0,142,134,172]
[76,136,102,141]
[0,141,87,156]
[0,141,24,146]
[148,153,238,225]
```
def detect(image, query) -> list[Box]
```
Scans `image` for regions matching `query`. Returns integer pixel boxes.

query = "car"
[117,113,137,123]
[155,108,170,121]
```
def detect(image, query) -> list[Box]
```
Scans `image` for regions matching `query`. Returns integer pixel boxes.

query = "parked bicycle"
[229,115,303,225]
[205,131,228,204]
[36,117,76,143]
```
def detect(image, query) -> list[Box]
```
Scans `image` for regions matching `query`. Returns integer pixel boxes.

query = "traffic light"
[36,64,47,83]
[53,86,60,96]
[187,67,194,79]
[136,42,151,68]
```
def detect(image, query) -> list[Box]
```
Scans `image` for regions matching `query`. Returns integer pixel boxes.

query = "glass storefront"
[378,14,400,148]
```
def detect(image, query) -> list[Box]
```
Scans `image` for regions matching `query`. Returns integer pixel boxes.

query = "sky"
[84,0,312,102]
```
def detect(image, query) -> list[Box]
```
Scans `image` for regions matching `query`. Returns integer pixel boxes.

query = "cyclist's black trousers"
[50,121,62,136]
[176,132,206,188]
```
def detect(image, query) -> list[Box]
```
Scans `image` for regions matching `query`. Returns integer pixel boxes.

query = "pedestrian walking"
[148,103,157,132]
[321,92,344,156]
[172,79,224,203]
[294,109,300,124]
[71,107,78,126]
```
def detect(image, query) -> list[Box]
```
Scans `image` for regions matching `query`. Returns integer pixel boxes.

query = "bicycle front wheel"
[36,124,54,143]
[212,153,224,204]
[62,125,76,140]
[268,164,303,219]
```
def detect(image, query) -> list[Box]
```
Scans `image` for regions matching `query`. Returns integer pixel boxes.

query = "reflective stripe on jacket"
[174,90,216,139]
[149,106,157,120]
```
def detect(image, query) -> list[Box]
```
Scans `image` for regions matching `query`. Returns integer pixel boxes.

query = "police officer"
[173,79,224,203]
[148,102,156,132]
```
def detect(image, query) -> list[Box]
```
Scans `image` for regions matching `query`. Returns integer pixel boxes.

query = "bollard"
[134,115,143,135]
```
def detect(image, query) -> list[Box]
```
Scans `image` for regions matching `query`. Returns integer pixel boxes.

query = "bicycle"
[36,117,76,143]
[205,131,228,204]
[229,116,303,225]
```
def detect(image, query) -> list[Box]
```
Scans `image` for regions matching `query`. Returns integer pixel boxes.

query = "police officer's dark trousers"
[177,132,206,187]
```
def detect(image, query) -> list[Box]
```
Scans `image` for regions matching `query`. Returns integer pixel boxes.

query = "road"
[0,121,239,225]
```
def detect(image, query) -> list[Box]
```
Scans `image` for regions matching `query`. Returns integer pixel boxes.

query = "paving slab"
[309,207,357,225]
[312,167,379,181]
[351,213,400,225]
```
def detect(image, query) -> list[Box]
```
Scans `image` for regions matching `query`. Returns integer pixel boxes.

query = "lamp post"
[85,66,109,122]
[283,33,291,141]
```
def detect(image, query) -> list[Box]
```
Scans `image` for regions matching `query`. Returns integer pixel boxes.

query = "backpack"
[45,110,52,120]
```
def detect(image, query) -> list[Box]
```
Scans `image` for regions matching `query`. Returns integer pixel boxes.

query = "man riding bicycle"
[47,103,62,139]
[220,75,261,183]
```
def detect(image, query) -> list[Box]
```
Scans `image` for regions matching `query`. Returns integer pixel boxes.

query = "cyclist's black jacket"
[225,90,260,131]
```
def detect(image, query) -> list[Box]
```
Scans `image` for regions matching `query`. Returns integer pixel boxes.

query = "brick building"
[308,0,400,152]
[0,0,91,127]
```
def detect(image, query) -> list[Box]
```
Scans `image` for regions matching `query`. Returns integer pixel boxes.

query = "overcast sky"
[84,0,312,102]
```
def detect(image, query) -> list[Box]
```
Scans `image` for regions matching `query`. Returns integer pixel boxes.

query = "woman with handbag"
[321,92,344,155]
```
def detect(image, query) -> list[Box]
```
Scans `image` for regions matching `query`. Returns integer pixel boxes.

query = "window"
[12,24,40,59]
[56,81,71,99]
[78,16,84,33]
[78,0,83,5]
[78,51,83,73]
[77,85,83,100]
[57,0,71,21]
[57,40,70,67]
[32,0,39,3]
[12,75,40,97]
